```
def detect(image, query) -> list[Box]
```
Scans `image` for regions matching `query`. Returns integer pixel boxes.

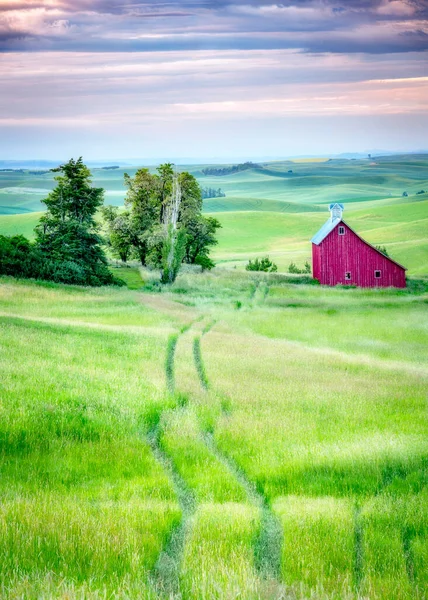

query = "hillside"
[1,155,427,275]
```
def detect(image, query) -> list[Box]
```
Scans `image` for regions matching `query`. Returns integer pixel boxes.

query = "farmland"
[1,155,428,274]
[0,153,427,598]
[0,269,427,599]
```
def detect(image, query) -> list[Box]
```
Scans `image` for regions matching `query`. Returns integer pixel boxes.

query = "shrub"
[375,245,389,257]
[0,235,44,279]
[0,235,124,287]
[246,257,278,272]
[288,261,311,274]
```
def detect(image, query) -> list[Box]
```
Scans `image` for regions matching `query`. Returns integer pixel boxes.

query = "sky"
[0,0,427,161]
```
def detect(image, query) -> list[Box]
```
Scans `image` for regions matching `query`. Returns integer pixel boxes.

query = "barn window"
[345,272,351,280]
[375,270,381,278]
[339,226,345,235]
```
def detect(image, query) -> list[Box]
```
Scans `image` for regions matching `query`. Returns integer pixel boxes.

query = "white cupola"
[329,203,344,221]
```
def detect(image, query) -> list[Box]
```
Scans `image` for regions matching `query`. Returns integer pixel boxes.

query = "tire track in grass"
[193,325,284,584]
[148,321,198,598]
[147,424,195,599]
[203,431,283,581]
[166,319,201,394]
[353,505,364,595]
[402,526,416,585]
[192,337,209,391]
[165,333,179,395]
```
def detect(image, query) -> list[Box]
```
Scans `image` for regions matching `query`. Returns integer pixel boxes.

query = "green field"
[0,270,427,599]
[1,155,427,597]
[1,155,427,275]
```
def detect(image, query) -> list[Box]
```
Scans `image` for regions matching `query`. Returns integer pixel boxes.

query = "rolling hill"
[0,155,427,275]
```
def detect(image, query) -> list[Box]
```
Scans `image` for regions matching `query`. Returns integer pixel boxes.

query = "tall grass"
[273,496,355,599]
[181,503,261,600]
[160,408,247,503]
[1,274,427,598]
[0,307,179,596]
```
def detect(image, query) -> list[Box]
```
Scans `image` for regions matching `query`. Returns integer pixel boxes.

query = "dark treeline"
[201,161,261,176]
[201,187,226,199]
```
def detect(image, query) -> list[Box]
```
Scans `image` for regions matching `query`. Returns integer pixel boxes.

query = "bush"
[0,235,44,278]
[288,261,311,274]
[49,261,88,285]
[0,235,124,287]
[246,257,278,272]
[375,245,389,257]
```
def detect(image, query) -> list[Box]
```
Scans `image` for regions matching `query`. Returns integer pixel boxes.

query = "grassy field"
[1,155,427,275]
[0,269,427,598]
[0,154,427,597]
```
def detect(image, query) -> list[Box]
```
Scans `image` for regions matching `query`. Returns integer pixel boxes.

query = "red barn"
[311,204,406,288]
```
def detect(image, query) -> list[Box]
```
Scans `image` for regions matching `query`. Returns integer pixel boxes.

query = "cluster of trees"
[288,262,311,274]
[201,162,261,177]
[101,163,221,278]
[246,257,278,272]
[0,158,221,287]
[201,187,226,199]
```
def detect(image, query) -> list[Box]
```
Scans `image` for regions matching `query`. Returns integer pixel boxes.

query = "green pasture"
[1,155,427,276]
[1,155,427,214]
[0,211,41,239]
[0,270,427,598]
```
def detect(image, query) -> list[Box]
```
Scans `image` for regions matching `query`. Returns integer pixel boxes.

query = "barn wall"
[312,243,321,282]
[316,223,406,288]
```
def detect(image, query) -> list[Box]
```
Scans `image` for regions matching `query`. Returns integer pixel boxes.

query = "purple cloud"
[0,0,427,53]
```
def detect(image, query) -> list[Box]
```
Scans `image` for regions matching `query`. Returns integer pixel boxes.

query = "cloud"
[376,1,417,16]
[0,49,426,125]
[0,1,427,160]
[0,0,427,53]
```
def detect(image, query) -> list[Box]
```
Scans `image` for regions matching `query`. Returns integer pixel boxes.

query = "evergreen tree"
[35,157,117,286]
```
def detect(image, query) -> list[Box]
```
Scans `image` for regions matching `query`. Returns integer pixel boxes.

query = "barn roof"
[311,217,341,245]
[311,217,407,270]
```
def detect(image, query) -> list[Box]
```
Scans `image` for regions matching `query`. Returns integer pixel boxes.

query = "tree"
[184,215,221,265]
[123,168,161,265]
[35,157,119,286]
[101,206,132,263]
[176,171,220,266]
[160,174,187,284]
[102,163,221,280]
